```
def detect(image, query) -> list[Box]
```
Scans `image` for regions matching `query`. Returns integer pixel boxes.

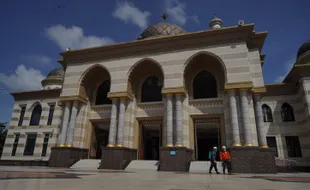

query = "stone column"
[239,89,253,146]
[253,94,268,148]
[228,90,241,146]
[116,98,126,147]
[175,94,183,147]
[66,101,79,146]
[166,94,173,147]
[107,98,118,147]
[59,101,72,146]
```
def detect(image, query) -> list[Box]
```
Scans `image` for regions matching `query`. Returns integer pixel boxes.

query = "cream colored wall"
[262,84,310,166]
[2,98,62,160]
[61,42,258,98]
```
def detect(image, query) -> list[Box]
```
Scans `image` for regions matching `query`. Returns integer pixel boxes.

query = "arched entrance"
[127,58,164,160]
[184,52,226,161]
[79,64,112,159]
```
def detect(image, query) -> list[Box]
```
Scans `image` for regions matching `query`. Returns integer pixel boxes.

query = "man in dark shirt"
[208,147,220,174]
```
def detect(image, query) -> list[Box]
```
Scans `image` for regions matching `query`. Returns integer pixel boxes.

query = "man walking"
[208,147,220,174]
[220,146,231,174]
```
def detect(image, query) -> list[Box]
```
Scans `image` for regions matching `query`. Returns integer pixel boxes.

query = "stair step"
[70,159,101,170]
[125,160,159,171]
[189,161,223,173]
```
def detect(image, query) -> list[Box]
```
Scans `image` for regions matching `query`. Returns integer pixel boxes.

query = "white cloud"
[113,1,150,29]
[164,0,199,26]
[0,65,45,91]
[274,58,296,83]
[23,55,52,68]
[45,25,115,50]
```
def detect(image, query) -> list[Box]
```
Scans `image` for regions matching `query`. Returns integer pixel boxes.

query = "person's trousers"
[222,160,231,173]
[209,160,218,172]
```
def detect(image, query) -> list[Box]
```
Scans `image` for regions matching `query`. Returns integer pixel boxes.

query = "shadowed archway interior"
[193,71,217,99]
[281,103,295,122]
[183,52,226,99]
[141,76,163,102]
[128,59,164,102]
[30,104,42,126]
[79,65,111,105]
[95,80,112,105]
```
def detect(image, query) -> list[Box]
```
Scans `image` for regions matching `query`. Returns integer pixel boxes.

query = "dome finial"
[161,12,168,20]
[209,15,223,29]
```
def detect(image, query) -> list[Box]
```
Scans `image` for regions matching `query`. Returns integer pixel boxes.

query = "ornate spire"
[161,13,168,20]
[209,14,223,29]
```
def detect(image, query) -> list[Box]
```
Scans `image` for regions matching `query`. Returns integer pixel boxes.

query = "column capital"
[58,95,87,106]
[224,81,253,91]
[107,91,133,100]
[162,86,186,96]
[239,88,249,92]
[252,86,266,95]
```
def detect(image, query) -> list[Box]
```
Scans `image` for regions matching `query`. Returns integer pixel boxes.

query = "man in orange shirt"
[220,146,231,174]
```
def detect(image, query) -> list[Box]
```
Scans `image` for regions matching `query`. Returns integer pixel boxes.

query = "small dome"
[297,40,310,58]
[137,22,186,40]
[47,68,65,77]
[41,68,64,90]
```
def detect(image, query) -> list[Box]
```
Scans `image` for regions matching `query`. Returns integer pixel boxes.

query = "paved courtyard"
[0,166,309,190]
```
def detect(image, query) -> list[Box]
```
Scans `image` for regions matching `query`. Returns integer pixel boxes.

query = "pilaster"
[227,89,241,147]
[165,94,174,147]
[107,98,119,147]
[253,94,268,148]
[239,89,253,147]
[175,94,183,147]
[66,101,79,147]
[116,98,127,147]
[59,101,72,147]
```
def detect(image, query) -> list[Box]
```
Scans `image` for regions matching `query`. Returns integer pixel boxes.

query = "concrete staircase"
[189,161,223,173]
[125,160,159,171]
[70,159,101,170]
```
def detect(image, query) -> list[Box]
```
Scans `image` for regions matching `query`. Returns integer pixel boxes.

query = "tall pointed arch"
[281,103,295,122]
[29,103,42,126]
[127,58,164,102]
[183,51,227,99]
[78,64,111,104]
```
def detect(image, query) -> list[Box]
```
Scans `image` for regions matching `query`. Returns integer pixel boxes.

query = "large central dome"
[137,22,186,40]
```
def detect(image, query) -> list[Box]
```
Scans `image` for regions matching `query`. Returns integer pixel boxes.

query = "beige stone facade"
[1,21,310,167]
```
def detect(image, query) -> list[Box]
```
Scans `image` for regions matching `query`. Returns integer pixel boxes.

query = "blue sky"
[0,0,309,124]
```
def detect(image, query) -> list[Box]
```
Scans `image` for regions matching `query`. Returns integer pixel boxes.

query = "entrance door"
[139,123,161,160]
[194,122,221,161]
[94,125,109,159]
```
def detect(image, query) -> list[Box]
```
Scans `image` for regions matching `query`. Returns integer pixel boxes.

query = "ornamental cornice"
[137,102,164,109]
[224,81,253,90]
[252,86,267,94]
[58,95,88,105]
[107,91,133,100]
[189,98,223,107]
[91,105,112,113]
[59,24,266,65]
[162,86,186,95]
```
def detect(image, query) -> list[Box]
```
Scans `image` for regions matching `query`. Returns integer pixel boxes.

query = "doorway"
[194,120,221,161]
[92,124,109,159]
[139,123,162,160]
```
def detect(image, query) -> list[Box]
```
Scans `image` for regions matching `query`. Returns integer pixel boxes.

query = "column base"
[48,147,88,168]
[99,147,137,170]
[229,146,277,173]
[158,147,193,172]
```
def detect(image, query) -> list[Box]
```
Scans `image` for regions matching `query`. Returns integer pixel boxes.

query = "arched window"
[29,104,42,126]
[193,71,217,99]
[141,76,163,102]
[262,104,273,122]
[281,103,295,122]
[95,80,112,105]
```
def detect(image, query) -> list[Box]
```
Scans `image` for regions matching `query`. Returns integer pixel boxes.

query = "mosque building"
[1,16,310,172]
